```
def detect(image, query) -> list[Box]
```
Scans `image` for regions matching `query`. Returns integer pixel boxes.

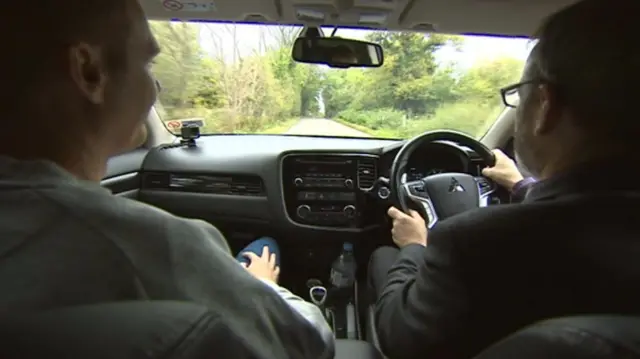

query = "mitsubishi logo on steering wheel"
[449,177,465,193]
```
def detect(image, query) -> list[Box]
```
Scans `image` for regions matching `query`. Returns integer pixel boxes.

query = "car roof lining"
[140,0,581,37]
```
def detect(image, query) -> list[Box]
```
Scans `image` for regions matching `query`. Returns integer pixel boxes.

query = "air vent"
[142,172,170,188]
[142,172,265,197]
[357,158,377,189]
[225,177,264,196]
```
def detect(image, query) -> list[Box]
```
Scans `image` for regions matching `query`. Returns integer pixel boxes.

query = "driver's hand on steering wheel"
[388,207,428,248]
[481,149,524,191]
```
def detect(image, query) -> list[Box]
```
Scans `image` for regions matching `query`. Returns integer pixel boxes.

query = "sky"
[193,22,534,68]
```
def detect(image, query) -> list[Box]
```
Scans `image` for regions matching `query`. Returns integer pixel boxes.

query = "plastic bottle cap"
[343,242,353,251]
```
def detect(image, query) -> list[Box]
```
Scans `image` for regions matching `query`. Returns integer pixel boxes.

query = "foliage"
[150,21,525,138]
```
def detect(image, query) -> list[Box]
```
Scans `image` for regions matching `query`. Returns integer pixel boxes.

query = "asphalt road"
[285,118,371,137]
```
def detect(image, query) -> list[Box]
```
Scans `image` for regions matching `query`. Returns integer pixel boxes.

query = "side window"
[114,124,149,156]
[130,123,149,150]
[503,137,534,177]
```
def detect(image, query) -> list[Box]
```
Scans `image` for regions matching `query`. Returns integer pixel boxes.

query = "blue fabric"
[236,237,281,267]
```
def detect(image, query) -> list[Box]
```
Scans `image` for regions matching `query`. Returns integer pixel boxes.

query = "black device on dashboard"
[281,153,378,229]
[179,126,200,147]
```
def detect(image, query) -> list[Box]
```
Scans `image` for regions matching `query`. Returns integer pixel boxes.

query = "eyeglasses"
[499,80,540,108]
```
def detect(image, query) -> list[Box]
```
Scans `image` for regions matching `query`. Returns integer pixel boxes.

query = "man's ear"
[533,84,562,136]
[68,43,108,105]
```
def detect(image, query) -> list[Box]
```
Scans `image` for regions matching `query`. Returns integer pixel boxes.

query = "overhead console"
[281,153,379,230]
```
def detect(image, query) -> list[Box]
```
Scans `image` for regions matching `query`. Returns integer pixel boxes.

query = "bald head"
[3,0,137,86]
[0,0,160,181]
[528,0,639,139]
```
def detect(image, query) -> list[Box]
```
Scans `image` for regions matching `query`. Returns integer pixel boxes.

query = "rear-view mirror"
[292,37,383,68]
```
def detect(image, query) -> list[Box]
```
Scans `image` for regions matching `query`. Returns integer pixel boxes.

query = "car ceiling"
[141,0,580,37]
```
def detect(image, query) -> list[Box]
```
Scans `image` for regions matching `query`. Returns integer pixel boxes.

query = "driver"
[371,0,640,358]
[0,1,333,358]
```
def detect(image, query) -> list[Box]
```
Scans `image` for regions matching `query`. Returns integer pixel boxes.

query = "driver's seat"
[366,311,640,359]
[0,301,382,359]
[475,316,640,359]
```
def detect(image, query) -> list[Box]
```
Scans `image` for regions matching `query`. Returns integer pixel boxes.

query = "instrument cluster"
[381,142,470,181]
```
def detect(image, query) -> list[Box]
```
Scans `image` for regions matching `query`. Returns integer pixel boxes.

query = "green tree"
[267,26,325,118]
[457,57,524,105]
[150,21,209,110]
[362,32,462,114]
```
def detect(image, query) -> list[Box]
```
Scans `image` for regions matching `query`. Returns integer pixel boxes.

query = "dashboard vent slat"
[357,158,377,189]
[142,172,170,188]
[142,172,265,197]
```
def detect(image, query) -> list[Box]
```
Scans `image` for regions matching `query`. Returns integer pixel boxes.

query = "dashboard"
[137,135,487,235]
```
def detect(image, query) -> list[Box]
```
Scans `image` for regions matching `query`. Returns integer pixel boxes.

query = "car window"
[149,21,532,139]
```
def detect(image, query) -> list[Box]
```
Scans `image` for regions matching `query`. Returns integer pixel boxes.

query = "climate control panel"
[281,153,378,229]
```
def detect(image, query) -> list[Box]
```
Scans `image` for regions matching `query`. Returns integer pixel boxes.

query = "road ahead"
[285,118,371,137]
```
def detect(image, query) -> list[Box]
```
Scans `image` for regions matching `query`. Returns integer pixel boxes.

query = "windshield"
[149,21,531,139]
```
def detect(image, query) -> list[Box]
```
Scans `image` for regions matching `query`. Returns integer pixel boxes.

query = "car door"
[102,148,148,198]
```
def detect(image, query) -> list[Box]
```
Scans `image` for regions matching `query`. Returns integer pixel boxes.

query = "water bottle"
[330,242,357,288]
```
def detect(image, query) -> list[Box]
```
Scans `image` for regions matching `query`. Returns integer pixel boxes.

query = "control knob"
[293,177,304,187]
[343,205,356,218]
[344,178,354,188]
[296,205,311,219]
[378,186,390,199]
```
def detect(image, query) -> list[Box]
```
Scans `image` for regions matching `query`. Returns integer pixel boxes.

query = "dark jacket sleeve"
[374,222,469,359]
[511,177,537,202]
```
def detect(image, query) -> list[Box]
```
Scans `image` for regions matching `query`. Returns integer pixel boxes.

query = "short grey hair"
[531,0,639,140]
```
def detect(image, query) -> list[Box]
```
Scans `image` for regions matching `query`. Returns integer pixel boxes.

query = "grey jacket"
[0,156,334,358]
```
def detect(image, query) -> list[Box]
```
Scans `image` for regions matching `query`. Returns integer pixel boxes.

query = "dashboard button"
[294,177,304,187]
[378,186,390,199]
[343,205,356,218]
[344,179,354,188]
[296,205,311,219]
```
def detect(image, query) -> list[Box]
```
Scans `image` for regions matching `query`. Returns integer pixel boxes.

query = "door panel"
[102,148,148,197]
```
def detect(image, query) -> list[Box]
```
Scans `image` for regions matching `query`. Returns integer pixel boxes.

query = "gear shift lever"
[309,286,327,308]
[309,285,334,330]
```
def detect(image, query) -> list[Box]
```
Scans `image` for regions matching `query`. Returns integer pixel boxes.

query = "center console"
[281,153,379,229]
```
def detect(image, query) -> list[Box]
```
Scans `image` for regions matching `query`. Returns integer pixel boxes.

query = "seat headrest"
[475,316,640,359]
[0,301,262,359]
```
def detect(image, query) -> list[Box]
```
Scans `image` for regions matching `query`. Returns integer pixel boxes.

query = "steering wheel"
[389,130,497,228]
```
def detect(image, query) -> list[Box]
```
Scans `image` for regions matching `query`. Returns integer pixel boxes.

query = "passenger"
[369,0,640,358]
[0,1,333,358]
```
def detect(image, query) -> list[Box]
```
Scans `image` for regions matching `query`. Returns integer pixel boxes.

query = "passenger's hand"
[481,149,524,191]
[387,206,427,248]
[241,246,281,284]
